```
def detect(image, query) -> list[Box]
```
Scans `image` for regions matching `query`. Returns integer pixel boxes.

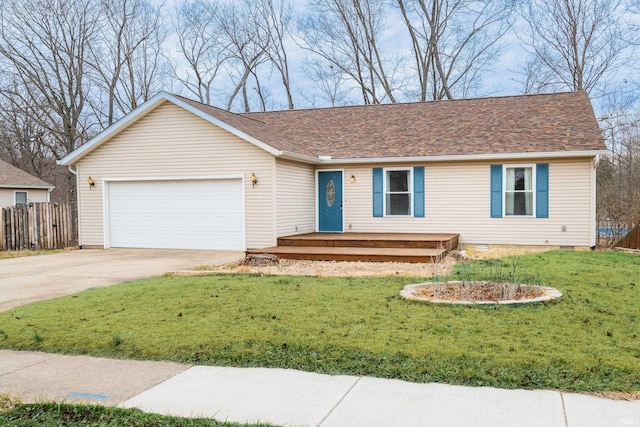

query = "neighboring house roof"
[59,90,607,166]
[0,159,54,190]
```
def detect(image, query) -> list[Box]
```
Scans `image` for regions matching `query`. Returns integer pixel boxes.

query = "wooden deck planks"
[246,246,447,263]
[248,232,459,263]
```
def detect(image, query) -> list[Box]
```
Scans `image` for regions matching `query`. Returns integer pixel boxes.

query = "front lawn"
[0,251,638,392]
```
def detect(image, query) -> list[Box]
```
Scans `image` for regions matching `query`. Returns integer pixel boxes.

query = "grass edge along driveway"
[0,250,638,393]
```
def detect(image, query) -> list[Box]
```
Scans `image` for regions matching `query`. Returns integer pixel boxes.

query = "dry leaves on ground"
[0,394,21,411]
[197,257,456,277]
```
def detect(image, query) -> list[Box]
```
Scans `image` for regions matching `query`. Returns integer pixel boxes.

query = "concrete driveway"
[0,249,243,312]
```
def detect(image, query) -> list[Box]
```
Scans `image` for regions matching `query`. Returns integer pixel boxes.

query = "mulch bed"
[414,282,544,302]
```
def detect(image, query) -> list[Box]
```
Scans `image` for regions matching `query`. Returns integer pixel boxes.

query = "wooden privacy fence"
[616,225,640,249]
[1,202,78,251]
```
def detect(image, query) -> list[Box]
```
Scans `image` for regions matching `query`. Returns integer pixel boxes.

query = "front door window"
[326,179,336,207]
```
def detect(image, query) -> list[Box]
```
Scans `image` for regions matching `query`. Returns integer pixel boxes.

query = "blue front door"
[318,171,343,232]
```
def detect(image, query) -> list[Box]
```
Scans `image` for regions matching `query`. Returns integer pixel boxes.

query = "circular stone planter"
[400,281,563,305]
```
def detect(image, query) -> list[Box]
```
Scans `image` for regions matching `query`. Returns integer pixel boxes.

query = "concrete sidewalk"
[1,350,638,427]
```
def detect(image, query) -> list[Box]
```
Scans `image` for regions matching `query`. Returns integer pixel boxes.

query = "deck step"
[245,246,448,263]
[277,233,459,250]
[248,233,459,263]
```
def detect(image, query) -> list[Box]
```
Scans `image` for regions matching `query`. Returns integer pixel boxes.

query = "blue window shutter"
[373,168,383,217]
[536,163,549,218]
[413,166,425,217]
[490,165,502,218]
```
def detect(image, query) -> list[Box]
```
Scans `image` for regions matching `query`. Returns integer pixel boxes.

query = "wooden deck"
[246,233,459,263]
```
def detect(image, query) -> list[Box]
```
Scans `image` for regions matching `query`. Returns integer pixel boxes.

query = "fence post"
[0,202,78,251]
[1,207,5,250]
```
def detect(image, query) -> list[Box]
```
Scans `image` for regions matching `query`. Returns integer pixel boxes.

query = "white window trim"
[14,190,28,205]
[502,164,536,218]
[383,167,413,217]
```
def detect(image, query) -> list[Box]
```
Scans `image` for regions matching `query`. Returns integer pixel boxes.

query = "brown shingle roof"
[180,91,605,160]
[0,159,53,188]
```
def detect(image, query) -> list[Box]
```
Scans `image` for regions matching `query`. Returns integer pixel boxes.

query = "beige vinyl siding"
[0,188,49,208]
[0,190,12,207]
[275,159,315,237]
[321,159,594,246]
[75,101,275,249]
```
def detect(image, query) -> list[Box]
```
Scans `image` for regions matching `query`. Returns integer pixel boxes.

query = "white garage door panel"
[108,179,244,250]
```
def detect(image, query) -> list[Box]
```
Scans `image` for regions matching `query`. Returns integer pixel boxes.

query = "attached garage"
[105,179,245,250]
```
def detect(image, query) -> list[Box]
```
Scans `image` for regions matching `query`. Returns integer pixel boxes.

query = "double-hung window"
[491,163,548,218]
[504,166,534,216]
[14,191,27,205]
[385,168,412,216]
[373,167,424,218]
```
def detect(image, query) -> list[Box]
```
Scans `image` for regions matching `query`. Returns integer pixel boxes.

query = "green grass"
[0,401,273,426]
[0,251,638,392]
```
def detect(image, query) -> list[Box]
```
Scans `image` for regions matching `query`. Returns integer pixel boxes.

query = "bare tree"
[596,89,640,246]
[0,87,54,175]
[301,58,353,107]
[625,1,640,46]
[254,0,296,109]
[0,0,98,158]
[175,0,297,111]
[397,0,515,101]
[0,80,80,201]
[217,0,271,112]
[299,0,400,104]
[173,0,232,105]
[519,0,626,95]
[125,17,167,107]
[597,126,640,246]
[89,0,167,127]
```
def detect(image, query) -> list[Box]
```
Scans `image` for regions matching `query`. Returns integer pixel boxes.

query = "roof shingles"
[0,159,53,188]
[181,91,605,160]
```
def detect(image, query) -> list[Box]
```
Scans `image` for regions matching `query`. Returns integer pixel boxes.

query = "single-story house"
[58,90,606,251]
[0,159,54,208]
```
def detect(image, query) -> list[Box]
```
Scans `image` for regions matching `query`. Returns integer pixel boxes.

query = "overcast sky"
[157,1,640,112]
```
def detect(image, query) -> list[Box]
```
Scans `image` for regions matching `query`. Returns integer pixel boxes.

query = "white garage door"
[107,179,244,250]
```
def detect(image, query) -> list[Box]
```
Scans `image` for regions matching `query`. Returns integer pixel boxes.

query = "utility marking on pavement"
[67,391,109,399]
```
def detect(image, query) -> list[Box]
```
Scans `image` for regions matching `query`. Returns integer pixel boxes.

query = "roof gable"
[59,90,606,166]
[58,92,286,166]
[0,159,53,189]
